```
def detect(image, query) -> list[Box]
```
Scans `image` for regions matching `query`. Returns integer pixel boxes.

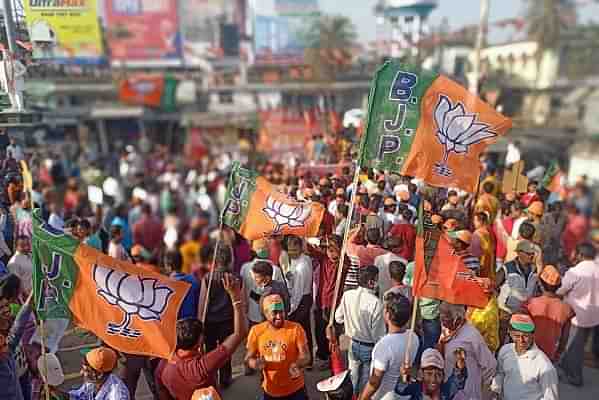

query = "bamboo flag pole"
[404,296,419,368]
[200,220,224,324]
[328,165,361,327]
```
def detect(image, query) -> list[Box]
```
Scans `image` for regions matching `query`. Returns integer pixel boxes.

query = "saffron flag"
[412,207,489,308]
[360,61,512,193]
[32,211,190,359]
[542,161,564,193]
[223,162,325,240]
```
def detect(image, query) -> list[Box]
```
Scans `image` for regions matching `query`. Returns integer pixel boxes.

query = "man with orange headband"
[246,293,311,400]
[51,347,129,400]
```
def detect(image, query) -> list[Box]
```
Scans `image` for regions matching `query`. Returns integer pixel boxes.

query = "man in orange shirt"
[246,293,311,400]
[524,265,574,362]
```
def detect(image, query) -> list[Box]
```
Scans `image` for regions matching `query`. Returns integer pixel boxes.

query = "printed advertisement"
[104,0,182,66]
[23,0,104,63]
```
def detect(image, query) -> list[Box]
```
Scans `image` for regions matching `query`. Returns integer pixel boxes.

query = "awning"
[90,106,144,119]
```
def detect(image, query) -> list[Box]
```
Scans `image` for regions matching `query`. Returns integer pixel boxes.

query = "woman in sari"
[467,212,500,353]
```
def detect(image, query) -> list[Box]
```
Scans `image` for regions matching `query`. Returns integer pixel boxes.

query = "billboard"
[104,0,182,66]
[254,15,308,65]
[275,0,319,15]
[23,0,104,64]
[180,0,227,65]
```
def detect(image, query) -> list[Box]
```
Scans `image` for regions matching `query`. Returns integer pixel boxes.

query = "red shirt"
[132,215,164,252]
[389,223,417,261]
[524,295,574,361]
[155,345,231,400]
[309,248,348,310]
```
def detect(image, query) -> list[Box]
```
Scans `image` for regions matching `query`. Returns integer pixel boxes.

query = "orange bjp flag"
[412,216,489,308]
[32,211,190,359]
[223,162,325,240]
[401,75,512,192]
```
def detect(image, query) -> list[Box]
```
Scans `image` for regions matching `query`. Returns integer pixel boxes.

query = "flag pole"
[403,296,419,367]
[39,317,51,400]
[200,220,224,324]
[327,164,361,327]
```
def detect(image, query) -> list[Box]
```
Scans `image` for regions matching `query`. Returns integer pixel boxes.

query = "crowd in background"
[1,128,599,400]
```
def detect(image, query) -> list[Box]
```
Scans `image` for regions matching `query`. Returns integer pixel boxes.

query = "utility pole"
[2,0,17,53]
[471,0,489,95]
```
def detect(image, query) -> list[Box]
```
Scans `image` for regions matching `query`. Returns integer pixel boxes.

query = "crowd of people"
[1,130,599,400]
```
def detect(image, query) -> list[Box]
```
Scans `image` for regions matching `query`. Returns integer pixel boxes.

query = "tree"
[303,15,358,81]
[524,0,576,90]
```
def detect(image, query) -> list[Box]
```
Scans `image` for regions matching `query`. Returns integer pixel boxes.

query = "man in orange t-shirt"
[246,293,311,400]
[524,265,574,362]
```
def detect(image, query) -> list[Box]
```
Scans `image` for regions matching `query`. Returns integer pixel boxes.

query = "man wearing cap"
[448,230,480,274]
[491,314,558,400]
[246,293,311,400]
[379,197,398,235]
[557,243,599,386]
[395,348,468,400]
[497,239,539,345]
[523,265,574,362]
[52,347,130,400]
[389,208,416,262]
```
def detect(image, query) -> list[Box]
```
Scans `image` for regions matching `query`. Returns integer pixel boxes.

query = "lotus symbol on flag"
[93,265,174,338]
[433,95,497,177]
[263,196,311,233]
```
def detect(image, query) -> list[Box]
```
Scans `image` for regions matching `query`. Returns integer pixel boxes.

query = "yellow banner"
[24,0,103,63]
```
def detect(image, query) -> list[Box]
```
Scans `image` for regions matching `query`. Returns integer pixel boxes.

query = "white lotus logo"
[433,95,497,177]
[93,265,174,338]
[263,196,311,233]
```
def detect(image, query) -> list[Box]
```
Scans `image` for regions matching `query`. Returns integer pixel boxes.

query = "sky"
[318,0,599,44]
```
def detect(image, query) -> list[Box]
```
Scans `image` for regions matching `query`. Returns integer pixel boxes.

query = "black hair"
[78,219,91,230]
[65,218,80,229]
[164,250,184,272]
[337,203,349,218]
[540,279,560,294]
[402,208,413,221]
[0,274,21,301]
[176,318,204,350]
[365,228,381,245]
[199,241,216,264]
[577,242,597,260]
[519,221,536,240]
[389,261,406,283]
[358,265,379,288]
[383,292,411,327]
[482,181,495,194]
[447,190,458,198]
[252,261,274,277]
[474,212,489,225]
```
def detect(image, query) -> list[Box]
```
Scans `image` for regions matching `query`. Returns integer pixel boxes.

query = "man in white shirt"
[374,238,407,301]
[557,243,599,386]
[279,235,314,366]
[491,313,558,400]
[240,258,288,326]
[332,265,386,396]
[358,292,418,400]
[6,137,24,162]
[7,235,33,294]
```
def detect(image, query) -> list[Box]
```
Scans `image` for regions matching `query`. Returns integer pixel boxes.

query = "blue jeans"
[349,340,374,395]
[416,318,441,364]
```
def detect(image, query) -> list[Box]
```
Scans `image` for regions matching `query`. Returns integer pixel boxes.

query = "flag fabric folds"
[412,207,489,308]
[223,162,325,240]
[360,61,512,193]
[542,161,564,193]
[32,211,190,359]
